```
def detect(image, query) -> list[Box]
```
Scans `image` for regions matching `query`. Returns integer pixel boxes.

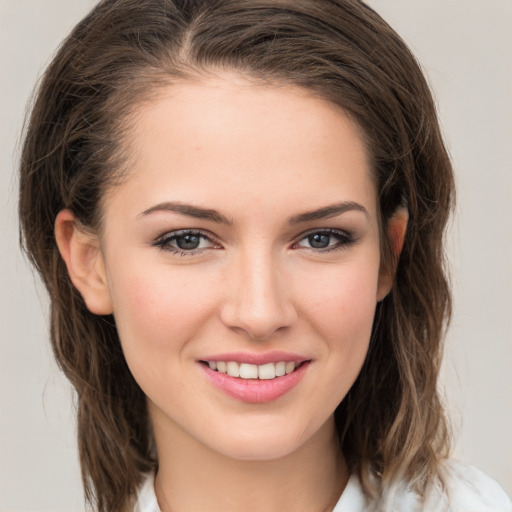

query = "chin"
[216,437,303,462]
[206,417,331,462]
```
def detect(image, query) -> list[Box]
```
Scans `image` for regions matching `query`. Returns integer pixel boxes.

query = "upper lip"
[199,351,311,365]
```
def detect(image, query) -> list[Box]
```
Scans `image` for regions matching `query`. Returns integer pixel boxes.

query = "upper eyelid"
[154,228,218,242]
[293,227,352,240]
[153,227,350,238]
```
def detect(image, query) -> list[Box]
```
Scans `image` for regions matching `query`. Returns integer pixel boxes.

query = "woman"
[18,0,511,511]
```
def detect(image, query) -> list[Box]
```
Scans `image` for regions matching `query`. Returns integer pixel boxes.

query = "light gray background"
[1,1,511,510]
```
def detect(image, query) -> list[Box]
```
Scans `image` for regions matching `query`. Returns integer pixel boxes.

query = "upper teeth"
[208,361,297,379]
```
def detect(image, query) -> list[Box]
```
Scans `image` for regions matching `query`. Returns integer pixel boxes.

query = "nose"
[220,251,297,341]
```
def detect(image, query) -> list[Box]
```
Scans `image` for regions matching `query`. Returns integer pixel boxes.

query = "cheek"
[107,263,218,365]
[297,258,379,385]
[301,258,379,335]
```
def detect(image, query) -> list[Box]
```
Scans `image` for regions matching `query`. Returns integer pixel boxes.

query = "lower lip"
[200,362,310,403]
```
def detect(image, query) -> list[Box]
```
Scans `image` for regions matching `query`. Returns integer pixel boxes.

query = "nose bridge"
[221,245,296,340]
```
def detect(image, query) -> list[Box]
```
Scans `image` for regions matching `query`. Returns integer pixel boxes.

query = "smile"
[205,360,299,380]
[199,358,311,403]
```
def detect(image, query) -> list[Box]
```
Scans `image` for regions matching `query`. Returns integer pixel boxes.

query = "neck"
[151,410,348,512]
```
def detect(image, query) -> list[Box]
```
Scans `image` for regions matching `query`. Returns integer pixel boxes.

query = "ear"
[54,209,113,315]
[377,208,408,301]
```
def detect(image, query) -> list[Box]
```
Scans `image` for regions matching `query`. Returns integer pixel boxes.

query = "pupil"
[177,234,200,250]
[309,233,330,248]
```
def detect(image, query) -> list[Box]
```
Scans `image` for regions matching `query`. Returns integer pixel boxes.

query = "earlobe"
[376,208,408,301]
[54,209,113,315]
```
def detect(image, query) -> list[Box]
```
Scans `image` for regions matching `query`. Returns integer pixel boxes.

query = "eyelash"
[152,229,221,256]
[291,228,355,252]
[152,228,355,256]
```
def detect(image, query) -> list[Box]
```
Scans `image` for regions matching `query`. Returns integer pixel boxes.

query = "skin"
[55,74,407,512]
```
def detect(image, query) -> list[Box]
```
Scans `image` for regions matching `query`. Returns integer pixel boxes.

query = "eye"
[294,229,354,252]
[153,230,220,255]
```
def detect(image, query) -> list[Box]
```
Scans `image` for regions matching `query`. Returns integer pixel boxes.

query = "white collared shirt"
[133,460,511,512]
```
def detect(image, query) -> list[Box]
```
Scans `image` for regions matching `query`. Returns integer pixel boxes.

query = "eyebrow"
[289,201,370,224]
[138,201,233,225]
[138,200,369,225]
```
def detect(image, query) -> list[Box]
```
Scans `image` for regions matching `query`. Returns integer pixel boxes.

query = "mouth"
[199,360,309,381]
[198,356,312,403]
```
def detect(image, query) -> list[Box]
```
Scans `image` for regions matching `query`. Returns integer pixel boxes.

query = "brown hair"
[19,0,454,510]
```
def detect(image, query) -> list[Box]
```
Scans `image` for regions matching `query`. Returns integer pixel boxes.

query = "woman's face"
[94,75,390,460]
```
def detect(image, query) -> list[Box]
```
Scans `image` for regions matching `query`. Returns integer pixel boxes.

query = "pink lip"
[199,360,310,404]
[199,351,308,365]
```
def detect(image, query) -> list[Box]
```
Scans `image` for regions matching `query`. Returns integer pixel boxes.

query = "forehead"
[108,75,377,222]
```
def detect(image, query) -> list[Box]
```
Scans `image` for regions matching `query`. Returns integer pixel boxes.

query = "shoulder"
[334,460,511,512]
[433,459,512,512]
[390,460,511,512]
